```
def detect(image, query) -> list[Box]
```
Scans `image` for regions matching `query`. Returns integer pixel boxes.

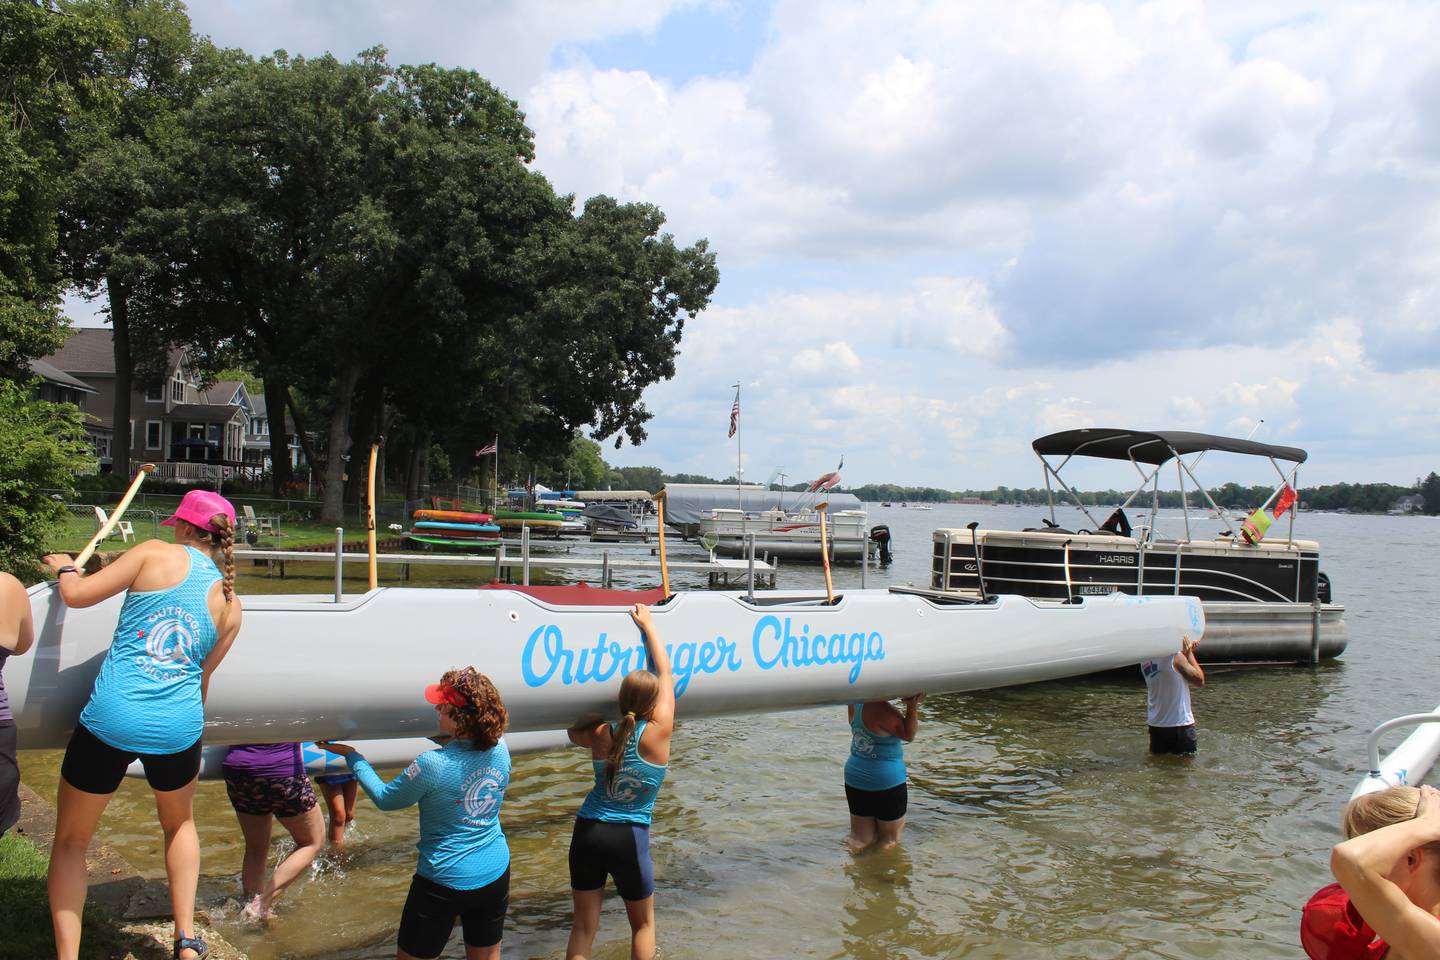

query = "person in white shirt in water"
[1140,634,1204,755]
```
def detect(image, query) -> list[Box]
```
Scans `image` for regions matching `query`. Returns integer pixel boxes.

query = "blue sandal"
[174,933,209,959]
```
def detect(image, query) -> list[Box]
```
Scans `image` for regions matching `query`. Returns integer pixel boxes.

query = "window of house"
[170,377,185,403]
[94,435,110,459]
[145,383,163,402]
[145,421,162,449]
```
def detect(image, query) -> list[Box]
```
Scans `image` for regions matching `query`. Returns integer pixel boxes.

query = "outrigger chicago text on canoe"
[522,615,888,694]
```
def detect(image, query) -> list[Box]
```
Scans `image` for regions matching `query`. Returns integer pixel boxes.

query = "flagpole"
[733,382,743,513]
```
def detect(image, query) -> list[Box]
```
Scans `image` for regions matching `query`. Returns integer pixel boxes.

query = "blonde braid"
[209,514,236,603]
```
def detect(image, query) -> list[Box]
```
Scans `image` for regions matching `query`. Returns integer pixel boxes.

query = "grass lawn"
[45,514,390,554]
[0,833,129,960]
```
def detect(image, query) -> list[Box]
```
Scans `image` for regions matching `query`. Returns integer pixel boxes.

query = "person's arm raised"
[1332,785,1440,958]
[633,603,674,736]
[42,541,161,609]
[1173,635,1205,686]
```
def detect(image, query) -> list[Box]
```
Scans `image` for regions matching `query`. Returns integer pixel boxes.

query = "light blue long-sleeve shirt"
[348,738,511,890]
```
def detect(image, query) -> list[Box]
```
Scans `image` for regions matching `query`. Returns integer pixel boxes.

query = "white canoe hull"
[14,584,1203,748]
[1351,704,1440,800]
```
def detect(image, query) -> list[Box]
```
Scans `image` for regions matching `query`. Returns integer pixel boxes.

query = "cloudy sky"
[145,1,1440,488]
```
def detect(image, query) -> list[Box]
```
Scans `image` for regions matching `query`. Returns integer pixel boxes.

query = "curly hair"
[439,667,508,749]
[177,514,235,603]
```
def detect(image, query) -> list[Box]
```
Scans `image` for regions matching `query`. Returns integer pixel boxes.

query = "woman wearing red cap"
[41,488,242,960]
[1302,784,1440,959]
[320,667,512,960]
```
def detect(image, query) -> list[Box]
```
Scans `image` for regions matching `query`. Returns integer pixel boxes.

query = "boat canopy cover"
[660,483,863,525]
[583,503,638,528]
[574,490,653,501]
[1032,429,1307,465]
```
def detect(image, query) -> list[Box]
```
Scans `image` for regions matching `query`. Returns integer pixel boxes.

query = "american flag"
[475,439,497,457]
[727,388,740,438]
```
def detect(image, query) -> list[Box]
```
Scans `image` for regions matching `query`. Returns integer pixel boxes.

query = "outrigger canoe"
[12,582,1203,749]
[403,534,503,550]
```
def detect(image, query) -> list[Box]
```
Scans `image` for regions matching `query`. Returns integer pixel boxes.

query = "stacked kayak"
[405,509,501,550]
[493,510,564,531]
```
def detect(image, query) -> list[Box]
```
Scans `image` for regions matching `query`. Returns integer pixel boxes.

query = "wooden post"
[366,440,381,590]
[816,501,834,603]
[654,491,670,597]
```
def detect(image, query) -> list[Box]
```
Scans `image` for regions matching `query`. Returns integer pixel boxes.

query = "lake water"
[17,503,1438,958]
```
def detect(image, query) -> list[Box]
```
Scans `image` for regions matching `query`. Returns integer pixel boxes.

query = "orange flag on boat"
[1274,484,1297,518]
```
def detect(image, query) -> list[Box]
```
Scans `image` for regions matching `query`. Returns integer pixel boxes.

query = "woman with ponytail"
[565,603,674,960]
[319,667,512,960]
[42,488,243,960]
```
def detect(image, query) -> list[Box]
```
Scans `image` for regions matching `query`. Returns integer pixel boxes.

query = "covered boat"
[933,428,1346,662]
[12,580,1201,749]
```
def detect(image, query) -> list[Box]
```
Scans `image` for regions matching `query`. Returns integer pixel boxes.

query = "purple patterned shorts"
[224,773,318,819]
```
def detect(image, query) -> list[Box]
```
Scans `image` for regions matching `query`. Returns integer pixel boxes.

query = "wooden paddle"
[816,500,835,603]
[367,439,383,591]
[653,490,670,597]
[74,464,155,570]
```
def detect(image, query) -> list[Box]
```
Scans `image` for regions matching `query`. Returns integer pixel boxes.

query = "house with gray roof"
[41,328,301,481]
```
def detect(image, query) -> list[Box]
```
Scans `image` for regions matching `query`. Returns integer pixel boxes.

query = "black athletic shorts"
[0,722,18,836]
[845,782,908,822]
[569,816,655,901]
[1149,724,1198,755]
[397,868,510,958]
[60,721,203,795]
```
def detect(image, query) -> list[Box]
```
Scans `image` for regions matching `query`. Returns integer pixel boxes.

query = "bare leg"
[622,895,656,960]
[875,816,906,850]
[464,943,501,960]
[153,778,203,958]
[341,779,358,831]
[848,815,877,854]
[320,781,350,846]
[233,811,273,901]
[49,781,113,960]
[565,888,604,960]
[260,805,325,915]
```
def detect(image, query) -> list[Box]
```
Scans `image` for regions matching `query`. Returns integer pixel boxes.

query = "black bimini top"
[1032,429,1307,466]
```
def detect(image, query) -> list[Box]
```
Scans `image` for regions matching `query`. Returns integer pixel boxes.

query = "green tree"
[0,381,91,579]
[1421,472,1440,515]
[59,0,232,479]
[0,1,118,379]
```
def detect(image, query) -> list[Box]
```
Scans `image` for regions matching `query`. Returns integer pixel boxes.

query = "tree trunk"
[343,375,385,507]
[107,279,131,480]
[320,365,363,526]
[405,429,424,502]
[261,372,294,496]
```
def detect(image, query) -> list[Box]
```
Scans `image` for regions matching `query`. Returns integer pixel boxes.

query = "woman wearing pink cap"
[42,488,243,960]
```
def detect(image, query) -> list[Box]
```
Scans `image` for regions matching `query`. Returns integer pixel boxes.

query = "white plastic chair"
[93,505,134,543]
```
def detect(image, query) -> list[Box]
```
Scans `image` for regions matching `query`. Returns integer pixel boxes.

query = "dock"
[235,545,778,590]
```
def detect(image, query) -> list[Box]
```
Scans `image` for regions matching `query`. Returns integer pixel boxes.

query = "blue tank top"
[577,720,668,825]
[844,704,907,791]
[348,739,511,890]
[80,546,222,753]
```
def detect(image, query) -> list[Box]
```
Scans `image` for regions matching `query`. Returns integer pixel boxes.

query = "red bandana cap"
[1301,883,1388,960]
[424,683,468,708]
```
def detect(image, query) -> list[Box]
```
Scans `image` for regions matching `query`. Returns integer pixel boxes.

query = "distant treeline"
[606,466,1439,515]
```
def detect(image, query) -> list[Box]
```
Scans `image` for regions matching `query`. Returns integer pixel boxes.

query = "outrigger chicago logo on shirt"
[521,614,887,695]
[461,769,505,823]
[135,605,201,681]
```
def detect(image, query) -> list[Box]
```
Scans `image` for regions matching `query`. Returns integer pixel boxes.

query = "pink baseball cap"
[161,489,237,534]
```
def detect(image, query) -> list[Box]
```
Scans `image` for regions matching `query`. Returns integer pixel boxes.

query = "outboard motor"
[870,524,893,564]
[1317,570,1332,604]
